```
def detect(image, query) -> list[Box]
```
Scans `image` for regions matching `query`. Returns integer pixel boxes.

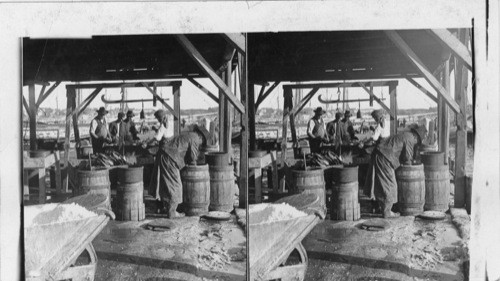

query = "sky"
[23,74,472,114]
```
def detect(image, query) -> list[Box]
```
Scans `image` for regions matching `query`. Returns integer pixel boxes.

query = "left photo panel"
[22,34,248,281]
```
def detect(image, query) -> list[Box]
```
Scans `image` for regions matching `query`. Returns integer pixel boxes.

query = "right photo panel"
[247,30,474,281]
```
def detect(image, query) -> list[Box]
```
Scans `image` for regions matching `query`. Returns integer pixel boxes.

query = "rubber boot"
[380,201,400,218]
[166,202,185,219]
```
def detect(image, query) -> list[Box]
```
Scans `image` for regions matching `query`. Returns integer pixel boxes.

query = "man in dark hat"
[307,107,328,153]
[363,124,427,218]
[122,110,140,147]
[327,111,343,149]
[89,107,112,154]
[109,112,125,147]
[339,110,357,144]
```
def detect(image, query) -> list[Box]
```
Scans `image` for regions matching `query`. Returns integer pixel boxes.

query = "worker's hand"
[358,142,364,149]
[141,143,148,149]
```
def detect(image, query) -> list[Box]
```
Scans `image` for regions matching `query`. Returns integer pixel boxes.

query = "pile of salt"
[249,203,307,224]
[24,203,97,227]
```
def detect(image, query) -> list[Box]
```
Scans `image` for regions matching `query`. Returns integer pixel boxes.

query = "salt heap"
[24,203,97,228]
[249,203,307,225]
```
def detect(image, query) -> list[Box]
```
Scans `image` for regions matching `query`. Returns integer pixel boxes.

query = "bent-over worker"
[363,124,427,218]
[307,107,328,153]
[144,110,209,218]
[89,107,112,154]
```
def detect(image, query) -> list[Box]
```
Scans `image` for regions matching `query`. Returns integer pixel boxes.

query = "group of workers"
[89,106,215,218]
[307,106,428,219]
[306,107,359,154]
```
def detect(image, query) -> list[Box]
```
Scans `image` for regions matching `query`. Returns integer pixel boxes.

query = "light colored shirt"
[372,119,390,141]
[154,124,170,141]
[307,118,326,138]
[89,117,108,138]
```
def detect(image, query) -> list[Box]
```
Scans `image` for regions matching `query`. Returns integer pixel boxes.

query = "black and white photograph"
[0,1,499,281]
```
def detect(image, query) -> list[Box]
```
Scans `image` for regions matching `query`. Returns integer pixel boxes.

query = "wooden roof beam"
[186,77,218,103]
[36,81,61,108]
[222,33,246,55]
[66,81,182,89]
[289,87,320,117]
[142,83,179,119]
[405,77,438,103]
[65,87,102,123]
[256,81,280,109]
[384,30,461,115]
[175,34,245,114]
[282,80,398,90]
[358,82,395,119]
[428,29,472,71]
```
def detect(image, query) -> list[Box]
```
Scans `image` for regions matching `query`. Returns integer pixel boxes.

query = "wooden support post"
[36,81,61,108]
[453,30,469,207]
[406,77,438,103]
[255,81,280,109]
[358,83,395,119]
[428,29,473,70]
[38,167,46,204]
[442,59,450,165]
[71,91,80,151]
[186,77,218,103]
[173,84,181,136]
[248,84,256,151]
[237,52,248,208]
[280,88,293,165]
[219,73,226,152]
[63,89,73,192]
[28,83,37,151]
[224,61,233,154]
[389,83,398,135]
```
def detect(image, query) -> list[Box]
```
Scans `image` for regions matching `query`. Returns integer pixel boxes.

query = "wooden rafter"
[186,77,218,103]
[255,85,266,109]
[175,34,245,113]
[36,81,61,108]
[358,82,395,119]
[222,33,246,54]
[429,29,472,70]
[405,77,438,103]
[384,30,461,115]
[255,81,280,109]
[142,83,178,119]
[65,87,103,122]
[283,81,397,90]
[289,87,320,117]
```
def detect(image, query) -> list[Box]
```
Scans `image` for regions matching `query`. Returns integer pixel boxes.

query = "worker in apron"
[89,107,112,154]
[362,124,427,218]
[143,110,207,218]
[307,107,328,153]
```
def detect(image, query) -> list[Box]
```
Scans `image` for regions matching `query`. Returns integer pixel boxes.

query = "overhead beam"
[67,81,182,90]
[222,33,246,54]
[283,80,398,90]
[22,96,32,120]
[255,81,280,109]
[405,77,438,103]
[429,29,472,70]
[28,84,37,150]
[289,87,320,117]
[66,87,103,123]
[142,83,179,119]
[358,82,395,119]
[36,81,61,108]
[384,30,461,115]
[175,34,245,114]
[186,77,218,103]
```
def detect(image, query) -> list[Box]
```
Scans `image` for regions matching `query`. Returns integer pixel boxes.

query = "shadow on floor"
[307,251,462,280]
[96,251,245,280]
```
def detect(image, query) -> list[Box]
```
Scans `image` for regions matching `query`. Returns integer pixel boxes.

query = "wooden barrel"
[420,151,445,166]
[333,165,359,184]
[331,181,360,221]
[423,164,450,212]
[74,168,111,210]
[209,165,235,212]
[396,164,425,216]
[117,166,143,184]
[290,168,326,212]
[323,165,343,190]
[116,182,145,221]
[206,152,230,167]
[181,164,210,216]
[197,144,219,165]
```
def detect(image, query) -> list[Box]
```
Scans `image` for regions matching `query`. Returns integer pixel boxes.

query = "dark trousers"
[91,137,106,154]
[308,138,322,154]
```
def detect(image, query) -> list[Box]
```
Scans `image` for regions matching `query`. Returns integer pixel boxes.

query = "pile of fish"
[307,151,344,167]
[80,151,131,169]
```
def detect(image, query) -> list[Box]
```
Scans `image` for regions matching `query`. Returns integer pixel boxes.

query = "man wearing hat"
[326,111,343,150]
[363,123,427,218]
[339,110,357,144]
[307,107,328,153]
[89,107,112,154]
[109,112,125,147]
[122,110,140,146]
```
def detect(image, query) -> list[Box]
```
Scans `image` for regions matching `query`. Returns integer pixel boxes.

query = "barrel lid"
[418,211,446,220]
[202,211,231,221]
[360,218,391,231]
